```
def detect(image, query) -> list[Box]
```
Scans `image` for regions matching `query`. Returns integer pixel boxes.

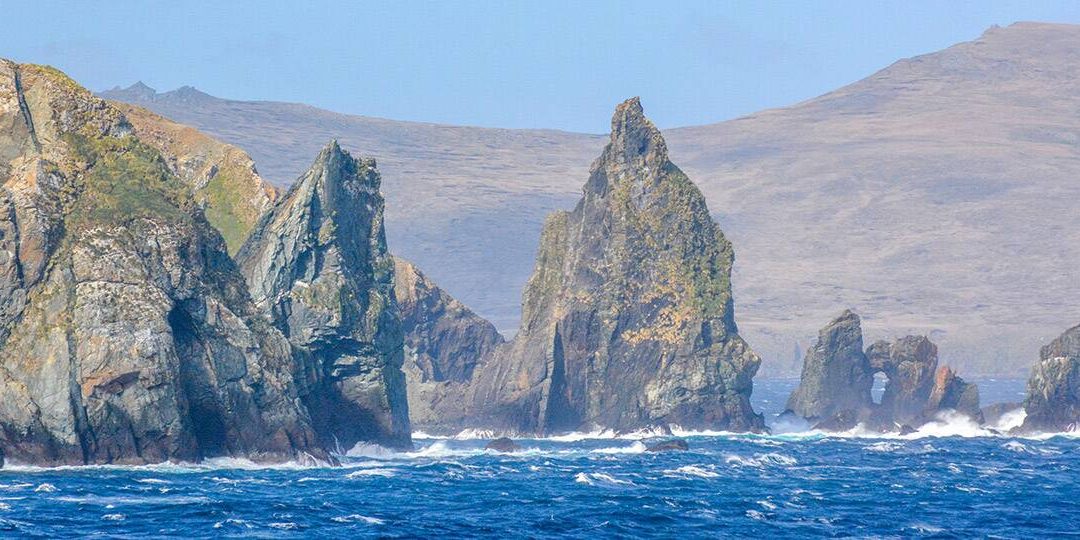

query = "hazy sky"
[4,1,1079,132]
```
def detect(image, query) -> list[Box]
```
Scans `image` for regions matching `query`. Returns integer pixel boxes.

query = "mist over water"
[0,378,1075,538]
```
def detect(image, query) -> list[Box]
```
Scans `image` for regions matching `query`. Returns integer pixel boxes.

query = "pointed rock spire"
[237,141,410,450]
[422,98,764,435]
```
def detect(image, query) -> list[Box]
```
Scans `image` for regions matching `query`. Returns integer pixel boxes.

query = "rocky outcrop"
[111,103,277,253]
[786,310,873,423]
[236,141,411,450]
[484,438,522,453]
[430,98,764,434]
[0,60,324,465]
[926,366,982,422]
[786,309,981,431]
[1019,324,1080,432]
[645,439,689,452]
[393,257,503,429]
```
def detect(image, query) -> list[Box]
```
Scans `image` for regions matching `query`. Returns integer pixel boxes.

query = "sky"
[3,1,1080,132]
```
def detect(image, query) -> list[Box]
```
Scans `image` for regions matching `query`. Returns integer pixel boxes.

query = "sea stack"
[437,98,764,434]
[785,310,874,424]
[786,310,981,431]
[1019,324,1080,432]
[236,141,411,450]
[0,60,324,465]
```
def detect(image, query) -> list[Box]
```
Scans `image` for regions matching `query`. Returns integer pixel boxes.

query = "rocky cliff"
[786,310,981,431]
[236,142,411,450]
[1019,324,1080,432]
[436,98,764,434]
[393,257,504,429]
[0,61,324,465]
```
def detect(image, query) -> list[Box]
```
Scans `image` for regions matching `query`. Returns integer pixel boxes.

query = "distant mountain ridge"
[102,22,1080,377]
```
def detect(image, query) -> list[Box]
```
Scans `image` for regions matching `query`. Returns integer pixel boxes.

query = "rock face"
[393,257,504,428]
[926,366,982,423]
[439,98,764,434]
[786,310,981,431]
[1020,324,1080,432]
[236,141,411,450]
[786,310,873,422]
[0,61,324,465]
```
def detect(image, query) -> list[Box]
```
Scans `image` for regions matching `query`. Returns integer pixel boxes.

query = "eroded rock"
[1019,324,1080,433]
[236,141,411,450]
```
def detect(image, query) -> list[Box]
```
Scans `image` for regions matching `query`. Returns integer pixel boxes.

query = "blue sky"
[4,1,1080,132]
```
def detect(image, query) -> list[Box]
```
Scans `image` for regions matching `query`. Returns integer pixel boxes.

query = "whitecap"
[573,472,635,487]
[345,468,397,479]
[101,513,125,521]
[135,478,170,484]
[34,483,57,493]
[663,465,720,478]
[725,453,797,468]
[269,522,298,530]
[865,441,903,452]
[745,509,768,521]
[331,514,385,525]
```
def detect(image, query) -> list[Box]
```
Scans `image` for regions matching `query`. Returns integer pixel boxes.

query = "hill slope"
[103,22,1080,376]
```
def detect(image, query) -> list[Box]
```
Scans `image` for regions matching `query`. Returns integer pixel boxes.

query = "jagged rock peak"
[785,310,873,421]
[437,98,763,435]
[1020,323,1080,433]
[605,96,668,168]
[236,140,410,450]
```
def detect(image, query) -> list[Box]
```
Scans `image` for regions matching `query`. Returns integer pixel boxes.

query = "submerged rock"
[484,438,523,453]
[236,141,411,450]
[441,98,764,434]
[0,60,323,465]
[786,310,874,422]
[645,439,689,452]
[1019,324,1080,433]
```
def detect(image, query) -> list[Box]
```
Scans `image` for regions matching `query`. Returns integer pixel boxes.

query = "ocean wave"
[573,472,636,487]
[663,465,720,478]
[344,468,398,478]
[725,453,797,468]
[331,514,385,525]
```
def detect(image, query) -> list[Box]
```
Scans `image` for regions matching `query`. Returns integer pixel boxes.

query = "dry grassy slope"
[102,22,1080,376]
[113,103,277,253]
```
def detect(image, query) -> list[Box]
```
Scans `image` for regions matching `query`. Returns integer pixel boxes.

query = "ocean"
[0,378,1075,538]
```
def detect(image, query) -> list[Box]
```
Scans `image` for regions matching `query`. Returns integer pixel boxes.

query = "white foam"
[332,514,385,525]
[102,513,125,521]
[573,472,635,486]
[725,453,797,468]
[345,468,397,478]
[664,465,720,478]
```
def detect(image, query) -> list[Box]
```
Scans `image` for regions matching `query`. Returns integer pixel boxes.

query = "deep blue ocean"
[1,378,1076,538]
